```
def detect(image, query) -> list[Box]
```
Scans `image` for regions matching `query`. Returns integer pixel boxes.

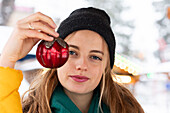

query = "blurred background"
[0,0,170,113]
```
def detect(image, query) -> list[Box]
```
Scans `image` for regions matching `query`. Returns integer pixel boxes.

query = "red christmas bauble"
[36,38,69,68]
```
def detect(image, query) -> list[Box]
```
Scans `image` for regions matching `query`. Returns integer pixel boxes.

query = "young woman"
[0,7,144,113]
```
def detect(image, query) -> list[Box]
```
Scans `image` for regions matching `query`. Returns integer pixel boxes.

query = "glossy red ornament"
[36,37,69,68]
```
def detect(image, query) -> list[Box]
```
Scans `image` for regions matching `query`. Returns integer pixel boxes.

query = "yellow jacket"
[0,67,23,113]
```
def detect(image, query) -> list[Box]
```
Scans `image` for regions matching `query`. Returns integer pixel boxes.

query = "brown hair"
[22,62,144,113]
[101,64,144,113]
[22,69,58,113]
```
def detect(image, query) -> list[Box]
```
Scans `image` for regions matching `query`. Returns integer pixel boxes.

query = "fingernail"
[55,32,59,37]
[49,37,54,41]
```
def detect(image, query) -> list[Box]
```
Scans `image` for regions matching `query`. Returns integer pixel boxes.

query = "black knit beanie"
[57,7,116,68]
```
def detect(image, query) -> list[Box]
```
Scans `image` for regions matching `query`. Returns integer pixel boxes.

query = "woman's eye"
[90,56,102,61]
[69,51,77,55]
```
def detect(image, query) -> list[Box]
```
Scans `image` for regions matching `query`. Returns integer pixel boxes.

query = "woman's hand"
[0,12,59,68]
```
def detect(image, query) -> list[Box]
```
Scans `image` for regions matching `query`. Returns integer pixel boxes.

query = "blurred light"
[147,73,154,78]
[167,7,170,19]
[115,53,140,75]
[113,75,132,84]
[166,82,170,90]
[128,67,134,74]
[120,63,126,69]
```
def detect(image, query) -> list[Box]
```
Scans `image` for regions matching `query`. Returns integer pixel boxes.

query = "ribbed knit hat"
[57,7,116,68]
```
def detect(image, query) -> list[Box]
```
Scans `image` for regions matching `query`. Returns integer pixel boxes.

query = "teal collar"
[50,84,110,113]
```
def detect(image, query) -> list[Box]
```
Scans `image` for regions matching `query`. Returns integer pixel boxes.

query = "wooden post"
[167,7,170,19]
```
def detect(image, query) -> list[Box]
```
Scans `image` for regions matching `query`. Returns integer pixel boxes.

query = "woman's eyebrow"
[90,50,104,55]
[69,44,79,50]
[69,44,104,55]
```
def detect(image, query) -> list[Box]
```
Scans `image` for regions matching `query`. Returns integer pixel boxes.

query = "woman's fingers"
[16,12,59,40]
[19,21,59,38]
[21,29,55,41]
[18,12,57,29]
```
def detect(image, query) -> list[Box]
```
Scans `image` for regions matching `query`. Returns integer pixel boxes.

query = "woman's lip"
[70,75,89,82]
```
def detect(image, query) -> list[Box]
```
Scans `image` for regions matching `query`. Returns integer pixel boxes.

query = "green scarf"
[50,84,110,113]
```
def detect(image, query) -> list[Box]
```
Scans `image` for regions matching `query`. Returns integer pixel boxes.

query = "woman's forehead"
[66,30,104,44]
[66,30,105,49]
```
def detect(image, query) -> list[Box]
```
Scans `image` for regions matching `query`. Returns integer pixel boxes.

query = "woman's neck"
[63,88,93,113]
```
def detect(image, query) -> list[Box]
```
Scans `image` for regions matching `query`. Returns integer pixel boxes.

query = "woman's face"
[57,30,108,94]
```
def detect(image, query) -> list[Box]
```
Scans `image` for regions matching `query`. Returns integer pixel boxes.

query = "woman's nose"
[75,57,87,71]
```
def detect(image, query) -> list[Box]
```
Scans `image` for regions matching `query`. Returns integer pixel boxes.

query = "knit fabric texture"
[57,7,116,68]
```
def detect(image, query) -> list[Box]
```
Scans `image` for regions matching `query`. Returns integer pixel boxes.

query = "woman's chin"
[64,86,93,95]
